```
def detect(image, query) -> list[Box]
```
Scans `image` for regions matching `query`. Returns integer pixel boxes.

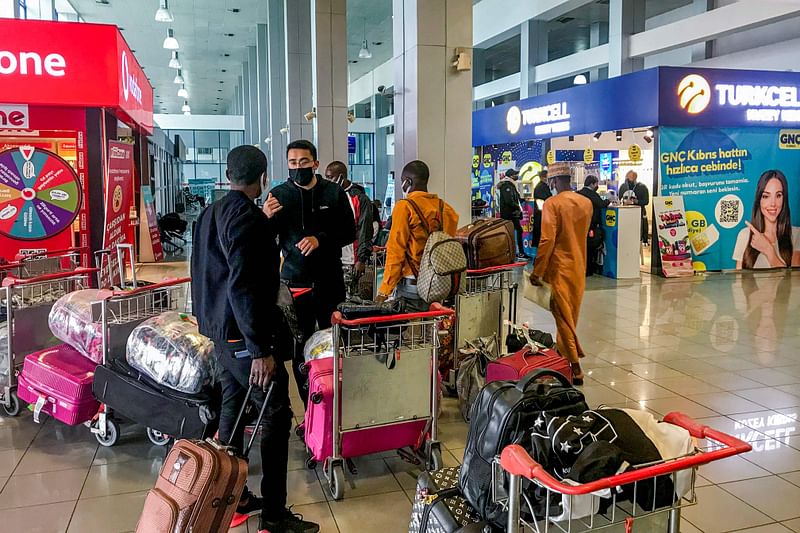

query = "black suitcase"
[408,467,492,533]
[92,359,219,440]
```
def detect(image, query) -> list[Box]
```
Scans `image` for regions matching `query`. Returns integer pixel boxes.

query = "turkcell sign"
[506,102,570,136]
[715,84,800,123]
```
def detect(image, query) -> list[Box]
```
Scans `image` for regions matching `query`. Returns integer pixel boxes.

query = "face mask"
[289,167,314,187]
[550,187,558,196]
[401,180,412,197]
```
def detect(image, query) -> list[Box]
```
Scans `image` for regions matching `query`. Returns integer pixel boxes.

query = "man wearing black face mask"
[323,161,373,297]
[265,140,355,406]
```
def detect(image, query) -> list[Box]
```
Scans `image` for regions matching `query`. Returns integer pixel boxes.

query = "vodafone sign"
[0,105,29,128]
[0,19,153,134]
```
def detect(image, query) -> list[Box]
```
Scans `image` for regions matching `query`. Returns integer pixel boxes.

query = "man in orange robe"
[530,162,593,384]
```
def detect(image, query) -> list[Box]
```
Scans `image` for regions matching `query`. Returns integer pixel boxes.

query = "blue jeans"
[396,278,427,313]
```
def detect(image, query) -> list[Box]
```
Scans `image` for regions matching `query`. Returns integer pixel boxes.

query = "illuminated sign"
[677,74,711,114]
[0,104,28,128]
[779,129,800,149]
[506,102,570,136]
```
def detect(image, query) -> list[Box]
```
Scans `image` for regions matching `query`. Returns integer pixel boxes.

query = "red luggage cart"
[497,412,752,533]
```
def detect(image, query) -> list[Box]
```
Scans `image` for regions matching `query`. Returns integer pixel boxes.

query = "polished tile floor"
[1,266,799,532]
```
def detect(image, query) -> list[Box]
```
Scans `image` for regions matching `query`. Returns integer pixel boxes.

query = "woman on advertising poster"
[733,169,800,269]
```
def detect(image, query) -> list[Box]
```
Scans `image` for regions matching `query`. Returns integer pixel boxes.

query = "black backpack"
[458,369,588,527]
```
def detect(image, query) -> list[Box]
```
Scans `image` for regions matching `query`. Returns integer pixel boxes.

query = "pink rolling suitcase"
[17,344,100,426]
[486,346,573,384]
[304,357,430,463]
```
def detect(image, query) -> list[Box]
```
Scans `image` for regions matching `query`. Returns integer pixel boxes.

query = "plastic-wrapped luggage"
[303,328,334,362]
[0,322,7,376]
[48,289,111,363]
[126,312,215,394]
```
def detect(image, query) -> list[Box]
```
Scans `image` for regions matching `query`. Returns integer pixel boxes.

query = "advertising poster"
[660,127,800,271]
[653,196,693,278]
[140,185,164,263]
[100,141,134,286]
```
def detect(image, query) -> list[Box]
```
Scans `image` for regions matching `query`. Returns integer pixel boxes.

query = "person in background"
[323,161,373,296]
[578,175,610,276]
[191,146,319,533]
[618,170,650,245]
[530,162,593,385]
[531,168,552,252]
[264,140,355,406]
[497,168,530,259]
[375,160,458,312]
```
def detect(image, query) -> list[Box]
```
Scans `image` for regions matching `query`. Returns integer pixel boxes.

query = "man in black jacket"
[323,160,373,297]
[497,168,529,259]
[618,170,650,245]
[264,140,355,404]
[191,145,319,533]
[532,168,552,251]
[578,175,610,275]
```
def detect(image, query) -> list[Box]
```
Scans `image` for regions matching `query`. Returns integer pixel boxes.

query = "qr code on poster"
[719,200,740,224]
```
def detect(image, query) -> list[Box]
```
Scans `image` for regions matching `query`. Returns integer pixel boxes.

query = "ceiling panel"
[346,0,392,81]
[70,0,267,115]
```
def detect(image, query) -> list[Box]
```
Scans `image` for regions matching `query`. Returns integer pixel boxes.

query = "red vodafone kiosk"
[0,19,154,272]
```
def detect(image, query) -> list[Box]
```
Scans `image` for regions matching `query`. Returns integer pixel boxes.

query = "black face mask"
[289,167,315,186]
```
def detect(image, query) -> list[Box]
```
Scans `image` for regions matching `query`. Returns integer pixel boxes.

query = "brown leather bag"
[455,218,515,270]
[136,384,272,533]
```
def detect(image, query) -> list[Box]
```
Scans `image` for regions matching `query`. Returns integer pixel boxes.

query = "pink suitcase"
[17,344,100,426]
[486,346,573,384]
[304,357,430,462]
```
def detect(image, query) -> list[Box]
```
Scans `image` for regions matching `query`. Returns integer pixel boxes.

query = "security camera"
[377,85,386,93]
[377,85,394,100]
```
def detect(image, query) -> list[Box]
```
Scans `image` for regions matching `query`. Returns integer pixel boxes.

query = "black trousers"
[216,343,292,521]
[288,275,346,407]
[503,215,525,254]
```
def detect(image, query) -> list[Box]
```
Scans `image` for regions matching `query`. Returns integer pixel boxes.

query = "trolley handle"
[290,287,312,298]
[16,247,83,260]
[499,411,752,496]
[331,302,455,326]
[111,276,191,296]
[466,261,529,276]
[0,261,22,272]
[2,267,99,287]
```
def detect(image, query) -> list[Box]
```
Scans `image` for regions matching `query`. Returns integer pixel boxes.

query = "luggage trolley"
[496,412,752,533]
[0,267,96,416]
[447,261,527,390]
[90,277,190,446]
[326,304,454,500]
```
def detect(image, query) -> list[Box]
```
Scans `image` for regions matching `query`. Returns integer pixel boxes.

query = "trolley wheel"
[2,390,20,417]
[295,424,305,438]
[429,446,444,471]
[305,456,318,470]
[329,463,345,501]
[146,427,172,447]
[96,419,120,447]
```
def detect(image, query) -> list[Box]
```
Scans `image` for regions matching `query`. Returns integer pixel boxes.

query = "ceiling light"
[358,19,371,59]
[593,132,602,141]
[615,130,622,141]
[173,69,185,84]
[155,0,174,22]
[573,74,588,85]
[163,28,179,50]
[177,85,188,98]
[169,51,181,69]
[181,101,191,112]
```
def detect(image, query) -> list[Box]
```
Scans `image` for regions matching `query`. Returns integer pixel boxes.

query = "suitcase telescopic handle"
[231,382,275,459]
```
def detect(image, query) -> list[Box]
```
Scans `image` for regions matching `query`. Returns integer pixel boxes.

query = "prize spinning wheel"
[0,146,82,241]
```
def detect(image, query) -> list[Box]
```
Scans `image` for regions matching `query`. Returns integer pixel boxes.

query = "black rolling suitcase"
[408,467,493,533]
[92,359,219,440]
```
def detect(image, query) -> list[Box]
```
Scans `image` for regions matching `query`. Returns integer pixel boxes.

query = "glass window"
[55,0,78,21]
[474,34,521,86]
[0,0,15,17]
[172,130,195,162]
[195,163,223,181]
[219,130,244,162]
[195,130,221,163]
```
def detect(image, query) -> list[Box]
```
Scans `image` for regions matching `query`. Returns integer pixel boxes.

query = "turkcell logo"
[677,74,711,114]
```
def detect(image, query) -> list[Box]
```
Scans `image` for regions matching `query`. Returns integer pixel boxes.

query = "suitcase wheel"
[310,392,323,404]
[146,427,172,447]
[1,390,20,417]
[329,462,345,501]
[305,456,317,470]
[96,418,120,447]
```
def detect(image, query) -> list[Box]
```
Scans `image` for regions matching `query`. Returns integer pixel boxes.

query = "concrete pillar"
[393,0,472,223]
[691,0,714,62]
[233,84,242,115]
[242,61,252,143]
[267,0,289,184]
[520,19,549,97]
[312,0,349,167]
[608,0,645,77]
[247,46,259,145]
[589,21,608,82]
[285,0,314,143]
[256,24,271,151]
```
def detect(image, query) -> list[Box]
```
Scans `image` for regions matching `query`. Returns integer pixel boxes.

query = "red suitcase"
[485,346,572,384]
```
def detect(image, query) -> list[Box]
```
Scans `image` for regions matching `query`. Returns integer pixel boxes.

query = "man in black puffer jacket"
[264,140,355,405]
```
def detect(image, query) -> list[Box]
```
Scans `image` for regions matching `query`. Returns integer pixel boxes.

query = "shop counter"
[602,206,641,279]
